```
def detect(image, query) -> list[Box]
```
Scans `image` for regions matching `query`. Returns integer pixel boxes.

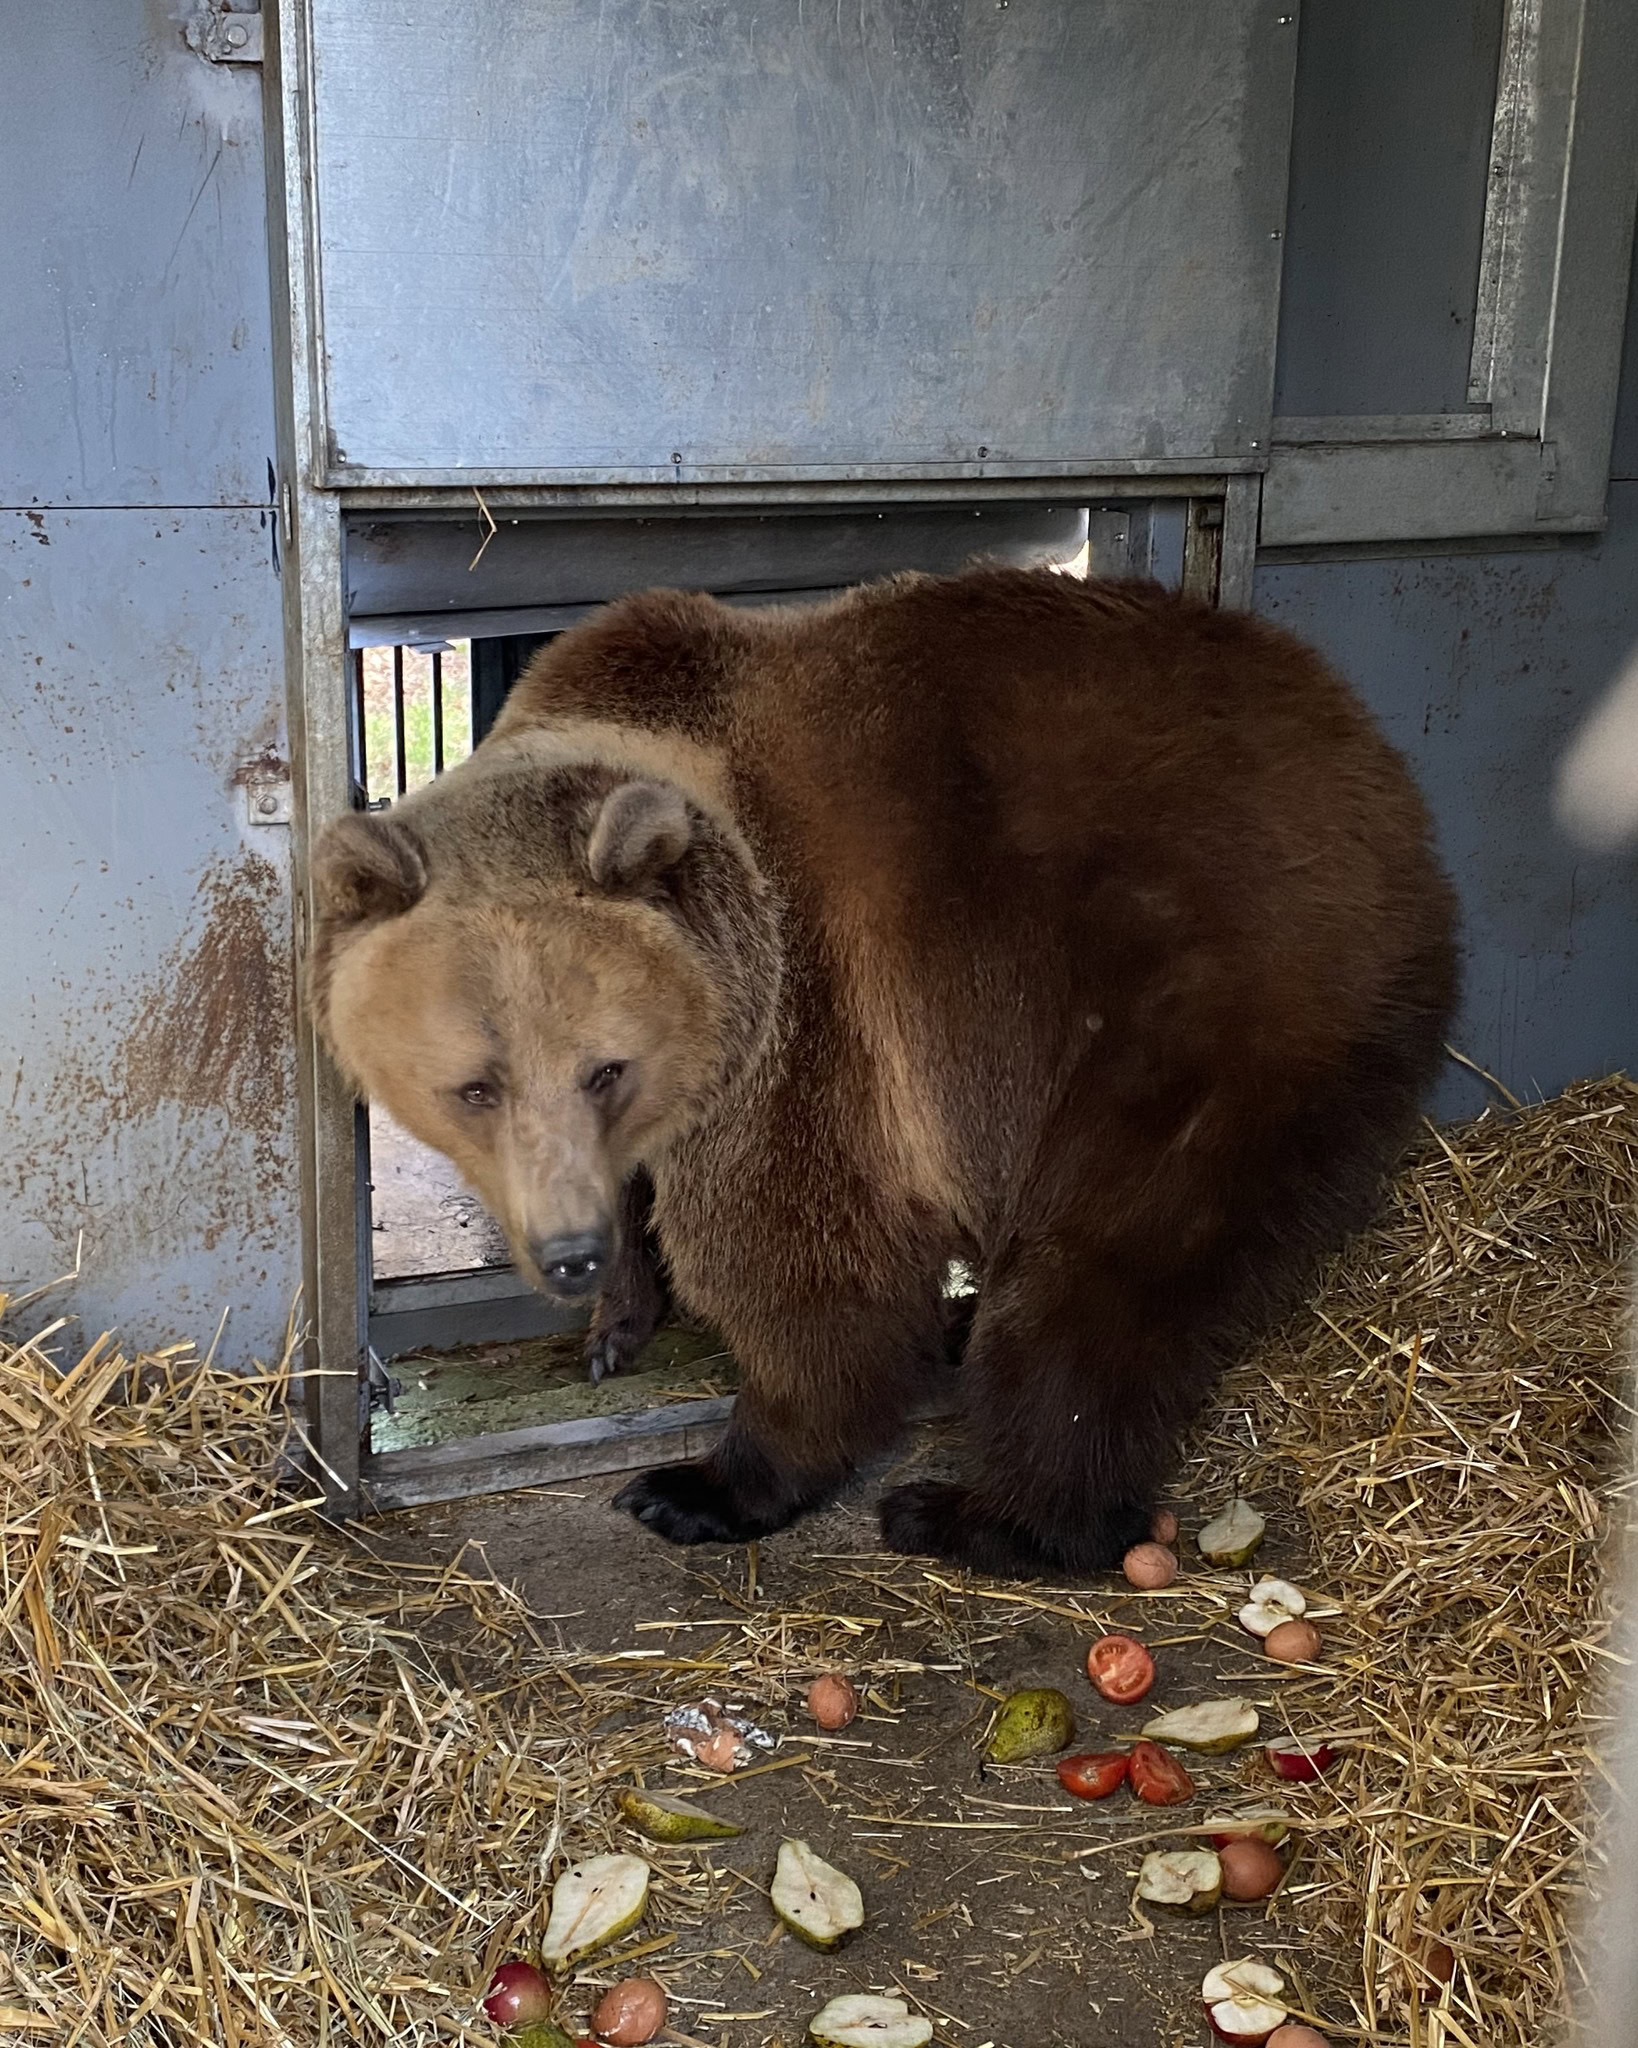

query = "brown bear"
[310,566,1458,1573]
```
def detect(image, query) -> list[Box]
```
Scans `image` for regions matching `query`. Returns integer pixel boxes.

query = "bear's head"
[307,740,780,1300]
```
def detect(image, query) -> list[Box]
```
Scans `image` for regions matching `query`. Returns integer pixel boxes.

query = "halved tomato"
[1056,1750,1130,1801]
[1128,1739,1195,1806]
[1086,1633,1156,1704]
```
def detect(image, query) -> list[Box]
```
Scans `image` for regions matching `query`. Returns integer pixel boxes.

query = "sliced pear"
[985,1686,1076,1764]
[1142,1698,1260,1752]
[1198,1498,1267,1568]
[615,1786,744,1843]
[539,1853,650,1968]
[771,1838,864,1950]
[1146,1703,1261,1753]
[1239,1576,1307,1638]
[809,1994,933,2048]
[1137,1847,1223,1913]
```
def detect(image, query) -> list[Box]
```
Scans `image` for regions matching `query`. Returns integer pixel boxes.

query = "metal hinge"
[360,1348,402,1436]
[185,4,264,64]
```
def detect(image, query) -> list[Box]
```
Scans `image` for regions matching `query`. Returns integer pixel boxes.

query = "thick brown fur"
[309,567,1459,1573]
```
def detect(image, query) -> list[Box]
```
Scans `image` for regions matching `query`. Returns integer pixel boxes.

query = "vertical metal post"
[351,647,367,797]
[392,644,407,796]
[431,650,445,774]
[1180,496,1224,604]
[265,0,365,1514]
[1215,475,1262,612]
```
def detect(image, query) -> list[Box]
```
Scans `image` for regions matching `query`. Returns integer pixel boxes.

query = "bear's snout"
[530,1228,612,1299]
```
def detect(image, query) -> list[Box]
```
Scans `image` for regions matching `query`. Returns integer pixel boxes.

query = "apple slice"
[1204,1959,1289,2044]
[540,1853,650,1968]
[1142,1699,1260,1751]
[808,1995,933,2048]
[771,1838,864,1950]
[1198,1499,1266,1567]
[1137,1848,1222,1913]
[1265,1734,1338,1782]
[1239,1577,1307,1638]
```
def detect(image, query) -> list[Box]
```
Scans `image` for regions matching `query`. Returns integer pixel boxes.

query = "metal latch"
[185,4,264,63]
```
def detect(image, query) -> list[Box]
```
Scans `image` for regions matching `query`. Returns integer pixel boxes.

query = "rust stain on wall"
[118,852,292,1157]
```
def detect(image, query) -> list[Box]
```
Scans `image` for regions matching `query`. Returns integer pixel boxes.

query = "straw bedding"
[0,1075,1633,2046]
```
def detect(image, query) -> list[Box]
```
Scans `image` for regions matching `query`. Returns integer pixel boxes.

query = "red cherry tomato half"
[1086,1633,1157,1704]
[1056,1750,1131,1800]
[1128,1739,1196,1806]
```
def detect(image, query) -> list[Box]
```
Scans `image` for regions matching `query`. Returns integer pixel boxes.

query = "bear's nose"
[532,1230,611,1297]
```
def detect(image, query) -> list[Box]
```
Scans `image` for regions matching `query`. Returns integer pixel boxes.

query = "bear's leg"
[880,1245,1204,1575]
[584,1169,673,1384]
[614,1291,945,1545]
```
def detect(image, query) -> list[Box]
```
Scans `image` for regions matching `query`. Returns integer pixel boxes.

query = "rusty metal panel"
[0,508,300,1359]
[304,0,1297,482]
[0,7,276,508]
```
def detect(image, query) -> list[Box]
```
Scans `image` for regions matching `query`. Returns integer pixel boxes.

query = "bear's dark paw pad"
[877,1481,974,1560]
[614,1462,764,1546]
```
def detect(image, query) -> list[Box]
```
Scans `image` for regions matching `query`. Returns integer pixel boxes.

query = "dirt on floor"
[370,1435,1326,2048]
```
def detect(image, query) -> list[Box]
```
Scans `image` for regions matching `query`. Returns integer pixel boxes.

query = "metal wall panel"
[0,6,276,508]
[0,510,299,1354]
[1,0,300,1366]
[1272,0,1506,420]
[305,0,1297,480]
[346,504,1088,622]
[1255,486,1638,1123]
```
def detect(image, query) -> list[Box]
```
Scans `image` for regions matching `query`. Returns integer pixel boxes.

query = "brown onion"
[1122,1542,1178,1589]
[590,1976,668,2045]
[1263,1619,1322,1664]
[807,1674,859,1730]
[1218,1836,1283,1901]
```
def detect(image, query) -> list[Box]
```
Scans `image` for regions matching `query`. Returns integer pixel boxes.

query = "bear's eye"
[457,1079,500,1109]
[585,1061,627,1098]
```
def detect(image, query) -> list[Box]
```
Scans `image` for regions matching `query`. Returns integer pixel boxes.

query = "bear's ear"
[311,810,427,926]
[586,780,693,892]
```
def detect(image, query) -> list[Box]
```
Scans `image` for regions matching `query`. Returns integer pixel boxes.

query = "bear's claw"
[614,1462,772,1546]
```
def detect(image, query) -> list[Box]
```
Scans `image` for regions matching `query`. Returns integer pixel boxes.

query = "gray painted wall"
[1256,234,1638,1121]
[0,5,300,1357]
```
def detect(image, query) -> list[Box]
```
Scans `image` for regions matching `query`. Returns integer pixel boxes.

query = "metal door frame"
[265,1,1262,1516]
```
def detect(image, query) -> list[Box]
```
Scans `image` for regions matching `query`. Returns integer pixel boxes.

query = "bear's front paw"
[614,1462,775,1546]
[584,1318,645,1385]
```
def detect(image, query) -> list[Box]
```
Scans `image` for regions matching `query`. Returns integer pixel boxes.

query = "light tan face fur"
[324,887,724,1293]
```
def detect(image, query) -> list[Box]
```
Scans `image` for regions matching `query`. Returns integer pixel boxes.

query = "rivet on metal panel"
[238,758,292,828]
[184,4,264,65]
